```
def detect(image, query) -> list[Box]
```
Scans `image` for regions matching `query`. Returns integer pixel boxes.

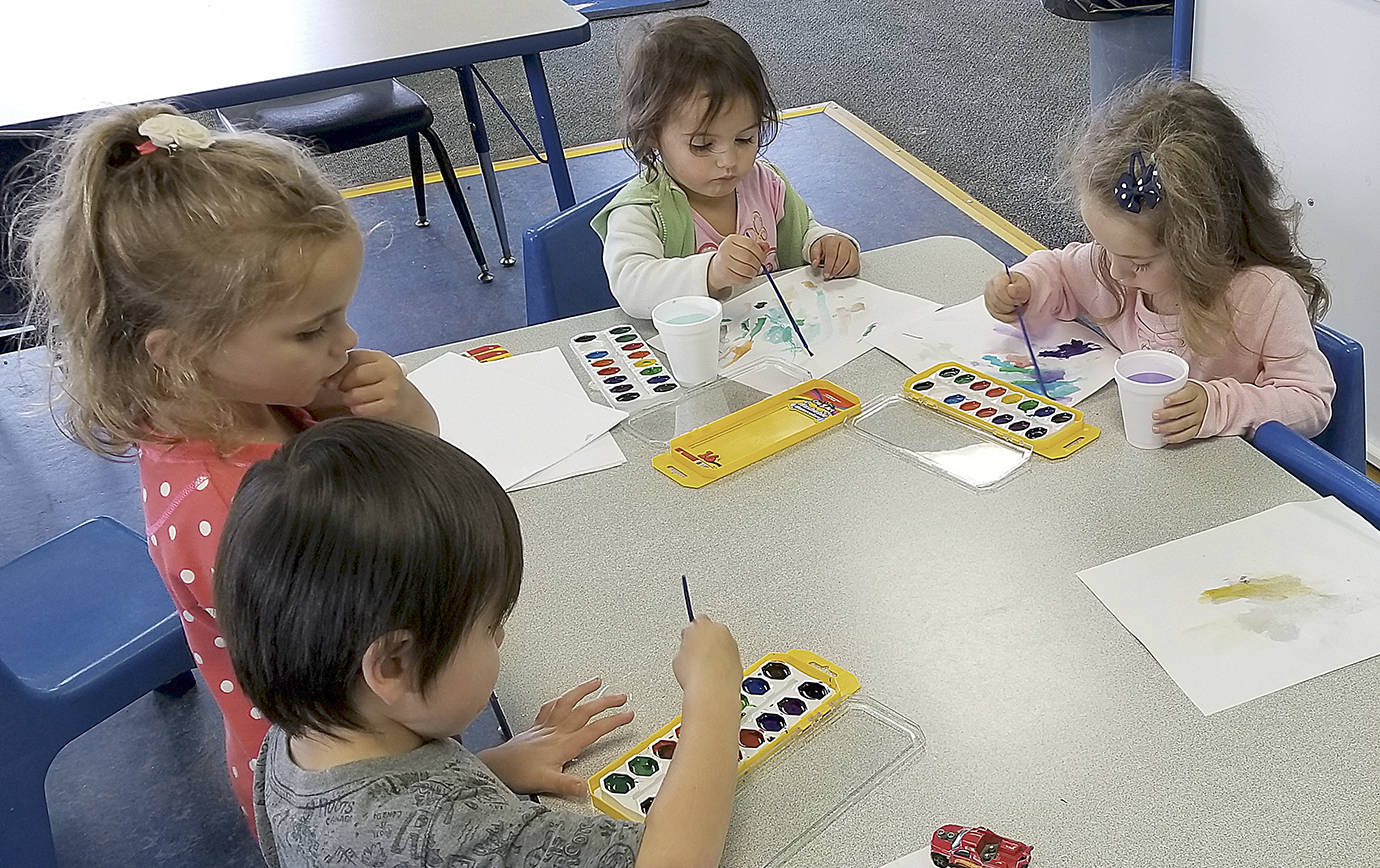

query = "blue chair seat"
[218,80,431,155]
[0,517,193,867]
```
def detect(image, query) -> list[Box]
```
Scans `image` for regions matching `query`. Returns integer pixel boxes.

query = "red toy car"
[930,825,1032,868]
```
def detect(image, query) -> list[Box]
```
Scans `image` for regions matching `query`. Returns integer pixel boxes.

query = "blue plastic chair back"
[1253,421,1380,530]
[1312,323,1366,470]
[0,517,193,868]
[523,181,626,324]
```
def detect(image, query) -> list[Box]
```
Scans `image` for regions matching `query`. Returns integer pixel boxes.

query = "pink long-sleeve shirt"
[1012,242,1334,439]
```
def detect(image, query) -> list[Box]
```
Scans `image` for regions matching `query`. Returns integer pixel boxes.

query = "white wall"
[1192,0,1379,458]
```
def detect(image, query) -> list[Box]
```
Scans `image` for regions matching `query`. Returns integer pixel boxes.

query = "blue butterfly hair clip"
[1114,150,1161,213]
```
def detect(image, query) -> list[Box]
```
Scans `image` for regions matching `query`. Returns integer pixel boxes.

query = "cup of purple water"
[1113,349,1190,449]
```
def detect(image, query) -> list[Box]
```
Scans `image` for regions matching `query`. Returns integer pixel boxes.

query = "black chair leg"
[419,125,493,284]
[406,132,429,228]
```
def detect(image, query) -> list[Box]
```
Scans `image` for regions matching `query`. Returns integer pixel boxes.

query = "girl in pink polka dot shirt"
[20,105,439,831]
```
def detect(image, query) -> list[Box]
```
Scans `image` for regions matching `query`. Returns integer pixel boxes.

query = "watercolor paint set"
[651,379,861,488]
[588,650,858,821]
[905,361,1099,459]
[586,651,924,868]
[570,325,682,409]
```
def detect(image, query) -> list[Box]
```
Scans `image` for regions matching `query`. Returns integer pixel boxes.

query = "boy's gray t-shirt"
[254,727,643,868]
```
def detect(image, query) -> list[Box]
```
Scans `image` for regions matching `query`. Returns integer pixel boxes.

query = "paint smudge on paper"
[1039,339,1103,360]
[980,354,1080,400]
[1200,573,1317,604]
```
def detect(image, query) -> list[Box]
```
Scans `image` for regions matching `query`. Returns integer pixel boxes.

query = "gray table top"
[3,0,588,126]
[402,237,1371,866]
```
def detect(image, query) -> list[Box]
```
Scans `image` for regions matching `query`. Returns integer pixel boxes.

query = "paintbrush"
[1007,262,1050,398]
[681,574,695,622]
[762,267,813,356]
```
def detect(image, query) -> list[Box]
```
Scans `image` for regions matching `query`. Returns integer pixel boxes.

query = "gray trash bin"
[1044,1,1175,108]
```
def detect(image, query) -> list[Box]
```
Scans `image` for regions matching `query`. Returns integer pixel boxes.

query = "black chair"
[218,79,494,283]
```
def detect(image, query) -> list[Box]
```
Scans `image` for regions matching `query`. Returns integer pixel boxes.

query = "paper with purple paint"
[870,296,1116,405]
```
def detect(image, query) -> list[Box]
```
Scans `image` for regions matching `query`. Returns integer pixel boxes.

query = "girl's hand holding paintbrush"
[984,268,1033,324]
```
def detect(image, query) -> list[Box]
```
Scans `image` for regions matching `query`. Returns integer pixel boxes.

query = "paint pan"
[570,325,683,410]
[588,650,856,822]
[891,361,1100,461]
[587,651,926,868]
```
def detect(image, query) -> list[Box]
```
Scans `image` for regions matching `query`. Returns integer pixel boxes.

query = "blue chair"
[1312,323,1366,471]
[523,181,625,324]
[0,518,194,868]
[1253,421,1380,529]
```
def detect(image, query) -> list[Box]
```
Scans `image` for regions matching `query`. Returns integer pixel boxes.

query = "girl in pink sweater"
[986,77,1333,443]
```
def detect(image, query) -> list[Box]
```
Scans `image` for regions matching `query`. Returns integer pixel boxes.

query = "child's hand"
[1154,381,1208,443]
[477,677,633,797]
[984,270,1031,323]
[672,616,741,704]
[707,234,769,291]
[809,235,860,280]
[316,349,439,434]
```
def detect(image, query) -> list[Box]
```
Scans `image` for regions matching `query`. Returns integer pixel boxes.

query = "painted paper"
[717,270,941,386]
[871,296,1117,405]
[1077,497,1380,715]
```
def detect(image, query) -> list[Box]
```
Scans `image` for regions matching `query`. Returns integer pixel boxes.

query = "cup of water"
[652,296,723,385]
[1113,349,1190,449]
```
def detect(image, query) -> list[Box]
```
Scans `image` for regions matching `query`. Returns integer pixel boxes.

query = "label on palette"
[652,379,861,489]
[906,361,1099,460]
[588,650,861,822]
[570,325,682,409]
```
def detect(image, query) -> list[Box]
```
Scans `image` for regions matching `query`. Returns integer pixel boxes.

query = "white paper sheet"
[717,270,941,384]
[871,296,1117,405]
[407,350,627,490]
[1077,497,1380,715]
[490,348,627,490]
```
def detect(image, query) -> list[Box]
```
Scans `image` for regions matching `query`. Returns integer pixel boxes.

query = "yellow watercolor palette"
[906,361,1099,459]
[588,650,861,822]
[652,379,861,488]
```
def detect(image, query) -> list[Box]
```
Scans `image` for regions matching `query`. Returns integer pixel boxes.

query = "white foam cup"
[651,296,723,386]
[1113,349,1190,449]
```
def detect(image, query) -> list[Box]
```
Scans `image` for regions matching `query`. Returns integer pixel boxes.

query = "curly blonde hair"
[15,103,356,457]
[1065,76,1328,356]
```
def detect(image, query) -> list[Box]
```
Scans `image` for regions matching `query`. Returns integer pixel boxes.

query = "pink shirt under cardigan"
[1012,242,1334,439]
[690,161,787,271]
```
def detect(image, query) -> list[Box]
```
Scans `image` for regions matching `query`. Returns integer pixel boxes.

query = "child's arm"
[635,617,742,868]
[994,242,1123,324]
[307,349,439,435]
[1194,275,1335,439]
[602,205,727,319]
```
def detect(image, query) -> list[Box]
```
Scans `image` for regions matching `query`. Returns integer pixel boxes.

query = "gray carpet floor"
[315,1,1092,249]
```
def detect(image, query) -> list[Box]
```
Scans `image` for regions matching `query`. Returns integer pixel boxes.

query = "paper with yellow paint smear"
[1078,497,1380,715]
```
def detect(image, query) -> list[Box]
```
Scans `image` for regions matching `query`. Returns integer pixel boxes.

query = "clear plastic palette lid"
[731,694,925,868]
[621,357,813,448]
[848,394,1031,491]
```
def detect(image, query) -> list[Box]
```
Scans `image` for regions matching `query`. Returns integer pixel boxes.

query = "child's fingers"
[571,692,629,726]
[549,677,603,720]
[1160,387,1199,408]
[570,709,635,752]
